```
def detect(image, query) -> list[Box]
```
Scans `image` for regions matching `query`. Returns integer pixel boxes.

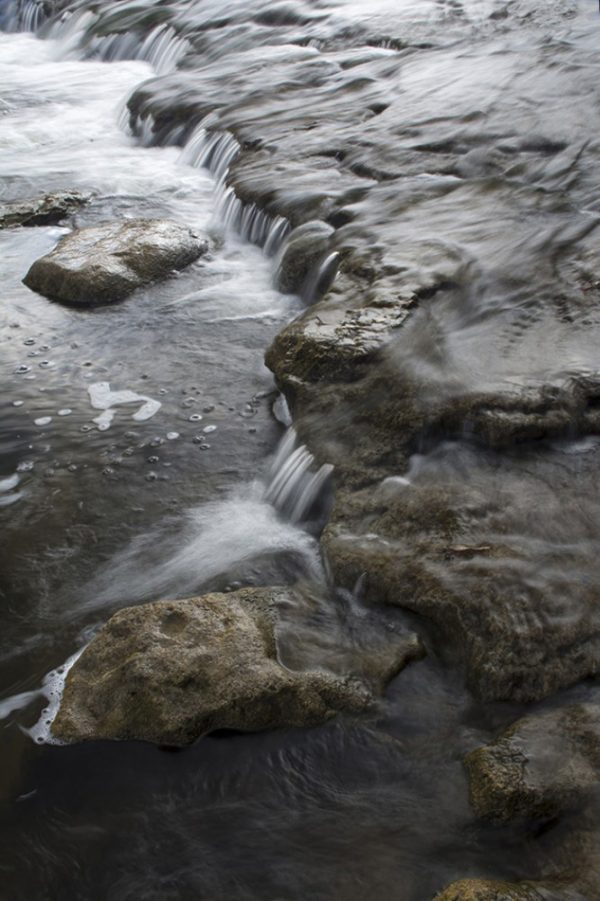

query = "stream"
[1,2,599,900]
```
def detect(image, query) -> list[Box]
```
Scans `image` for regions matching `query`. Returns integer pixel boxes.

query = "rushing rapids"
[1,1,600,899]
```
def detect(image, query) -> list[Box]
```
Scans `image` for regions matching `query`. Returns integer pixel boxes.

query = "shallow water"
[1,2,599,899]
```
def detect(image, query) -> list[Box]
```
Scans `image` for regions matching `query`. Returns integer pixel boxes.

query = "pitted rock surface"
[23,218,207,304]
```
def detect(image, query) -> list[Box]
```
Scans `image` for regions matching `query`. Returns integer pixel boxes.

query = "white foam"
[0,473,20,492]
[88,381,161,431]
[26,648,84,745]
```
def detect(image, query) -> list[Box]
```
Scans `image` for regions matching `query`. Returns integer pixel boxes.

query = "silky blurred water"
[1,2,600,899]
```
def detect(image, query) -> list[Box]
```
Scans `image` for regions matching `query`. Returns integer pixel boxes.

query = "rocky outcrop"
[432,878,561,900]
[466,704,600,824]
[51,587,423,746]
[436,704,600,901]
[0,191,89,228]
[23,219,207,305]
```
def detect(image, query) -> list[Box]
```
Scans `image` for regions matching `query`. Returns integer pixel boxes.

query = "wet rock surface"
[2,0,600,898]
[466,704,600,824]
[51,587,423,746]
[432,878,558,901]
[0,191,89,228]
[23,219,207,305]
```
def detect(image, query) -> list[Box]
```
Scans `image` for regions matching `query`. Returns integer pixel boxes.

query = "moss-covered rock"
[432,879,541,901]
[51,586,423,746]
[466,704,600,823]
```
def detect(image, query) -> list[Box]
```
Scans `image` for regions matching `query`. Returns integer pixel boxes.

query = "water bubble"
[28,350,40,357]
[16,461,34,472]
[102,467,115,476]
[12,400,24,407]
[68,464,77,472]
[34,417,52,427]
[146,471,158,482]
[80,425,92,432]
[199,444,210,450]
[83,361,93,367]
[189,413,203,422]
[158,389,168,396]
[203,404,215,413]
[147,455,159,464]
[39,361,54,369]
[150,437,164,447]
[166,432,179,440]
[203,425,217,434]
[123,447,135,457]
[40,346,50,351]
[15,365,30,374]
[23,338,35,346]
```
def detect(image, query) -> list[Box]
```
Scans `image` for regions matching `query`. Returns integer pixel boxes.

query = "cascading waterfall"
[264,427,333,525]
[1,0,333,532]
[178,121,292,255]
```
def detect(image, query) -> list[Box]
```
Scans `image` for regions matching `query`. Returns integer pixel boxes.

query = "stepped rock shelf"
[1,0,600,899]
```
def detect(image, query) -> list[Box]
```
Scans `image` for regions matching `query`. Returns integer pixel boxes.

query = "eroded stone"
[23,218,207,305]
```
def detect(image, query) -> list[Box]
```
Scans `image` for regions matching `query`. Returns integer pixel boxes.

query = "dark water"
[1,1,599,899]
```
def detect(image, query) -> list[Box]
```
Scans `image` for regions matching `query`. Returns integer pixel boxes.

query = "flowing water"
[1,1,599,899]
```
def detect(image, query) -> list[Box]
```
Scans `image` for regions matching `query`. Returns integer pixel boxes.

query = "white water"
[0,16,335,744]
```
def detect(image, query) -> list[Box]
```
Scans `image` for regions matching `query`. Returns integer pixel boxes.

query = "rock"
[23,219,207,305]
[466,704,600,823]
[432,878,555,900]
[276,220,334,295]
[0,191,89,228]
[51,587,371,746]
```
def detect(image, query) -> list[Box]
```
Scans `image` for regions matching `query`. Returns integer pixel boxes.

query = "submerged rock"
[23,219,207,305]
[466,703,600,824]
[52,587,376,746]
[0,191,89,228]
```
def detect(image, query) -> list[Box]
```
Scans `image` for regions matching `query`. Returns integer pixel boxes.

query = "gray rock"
[0,191,89,229]
[466,703,600,823]
[276,220,334,295]
[51,587,371,746]
[23,218,207,305]
[432,878,566,900]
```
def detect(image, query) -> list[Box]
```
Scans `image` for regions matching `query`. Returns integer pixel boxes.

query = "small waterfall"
[178,122,291,255]
[84,24,190,75]
[301,250,341,303]
[1,0,46,32]
[264,429,333,524]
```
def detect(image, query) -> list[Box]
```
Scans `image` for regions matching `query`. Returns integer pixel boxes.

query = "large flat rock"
[23,218,207,305]
[51,587,379,746]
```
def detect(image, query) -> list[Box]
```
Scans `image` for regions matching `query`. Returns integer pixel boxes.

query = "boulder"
[432,878,556,900]
[0,191,89,228]
[23,218,207,305]
[466,703,600,823]
[276,219,334,295]
[51,587,372,746]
